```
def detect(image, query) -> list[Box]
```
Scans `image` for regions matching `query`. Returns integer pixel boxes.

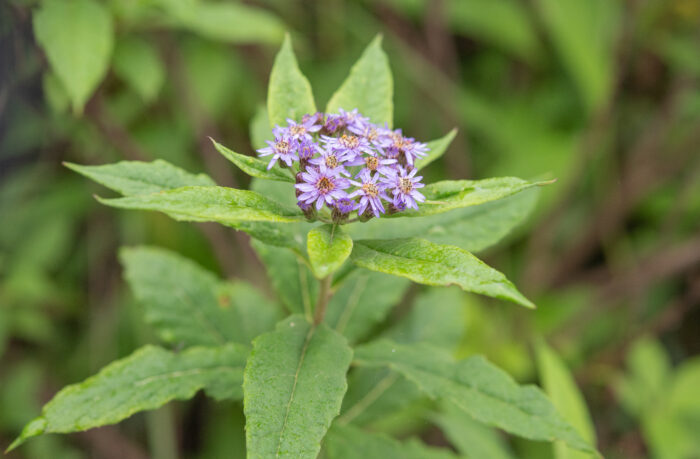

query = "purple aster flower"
[381,166,425,210]
[349,171,391,218]
[334,197,358,214]
[322,134,374,160]
[297,137,319,162]
[380,129,429,166]
[309,147,351,176]
[322,113,347,134]
[345,152,397,177]
[257,135,299,169]
[273,117,321,141]
[349,124,384,147]
[295,165,351,211]
[338,108,370,131]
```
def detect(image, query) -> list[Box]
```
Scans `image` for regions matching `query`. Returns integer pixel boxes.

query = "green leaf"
[97,186,304,224]
[210,138,294,183]
[267,34,317,128]
[326,35,393,127]
[33,0,113,114]
[243,315,353,459]
[348,188,539,253]
[353,340,595,453]
[112,36,165,103]
[536,341,597,459]
[8,344,248,451]
[162,1,285,44]
[434,403,516,459]
[351,238,534,308]
[121,246,281,347]
[325,424,457,459]
[414,129,457,171]
[252,241,318,317]
[65,160,215,196]
[389,177,548,218]
[325,270,410,344]
[307,224,353,279]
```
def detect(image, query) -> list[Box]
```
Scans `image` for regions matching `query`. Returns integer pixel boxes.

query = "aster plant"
[9,35,597,458]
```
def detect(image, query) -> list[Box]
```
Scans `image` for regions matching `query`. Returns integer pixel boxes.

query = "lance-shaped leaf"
[351,238,534,308]
[536,341,597,459]
[252,241,318,318]
[211,138,294,183]
[388,177,549,218]
[349,188,539,253]
[34,0,113,114]
[325,424,457,459]
[97,186,304,224]
[325,270,409,344]
[307,224,353,279]
[414,129,457,171]
[121,246,281,347]
[267,34,316,128]
[353,340,596,453]
[326,35,393,127]
[65,160,215,196]
[243,315,352,458]
[9,344,248,451]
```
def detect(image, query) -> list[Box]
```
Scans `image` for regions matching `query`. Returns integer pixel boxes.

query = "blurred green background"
[1,0,699,458]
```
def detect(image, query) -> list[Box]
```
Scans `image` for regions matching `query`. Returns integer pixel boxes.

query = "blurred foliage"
[1,0,699,457]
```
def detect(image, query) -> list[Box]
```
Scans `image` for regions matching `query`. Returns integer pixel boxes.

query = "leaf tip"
[7,418,47,452]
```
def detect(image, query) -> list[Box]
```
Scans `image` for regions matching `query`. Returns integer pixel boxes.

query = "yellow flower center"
[317,177,335,193]
[325,155,339,168]
[399,177,413,193]
[365,156,379,170]
[340,134,359,149]
[276,140,290,154]
[363,182,379,197]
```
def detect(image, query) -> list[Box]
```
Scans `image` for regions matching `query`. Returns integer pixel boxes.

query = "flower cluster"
[258,109,427,221]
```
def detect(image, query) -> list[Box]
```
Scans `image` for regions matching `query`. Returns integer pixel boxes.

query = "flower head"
[295,164,350,211]
[309,147,351,176]
[381,166,425,210]
[322,133,374,160]
[380,129,429,165]
[274,117,321,141]
[349,171,391,218]
[257,135,298,169]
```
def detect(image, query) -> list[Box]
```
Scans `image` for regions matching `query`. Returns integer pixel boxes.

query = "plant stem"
[313,275,333,325]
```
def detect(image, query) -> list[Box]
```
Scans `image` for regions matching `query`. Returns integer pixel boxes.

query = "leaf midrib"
[275,325,316,457]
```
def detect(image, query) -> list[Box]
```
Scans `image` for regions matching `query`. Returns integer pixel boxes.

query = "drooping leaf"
[161,0,284,44]
[112,36,165,102]
[210,138,294,182]
[388,177,548,218]
[267,34,317,128]
[536,341,597,459]
[65,160,215,196]
[120,246,281,346]
[351,238,534,308]
[9,344,248,451]
[97,186,304,224]
[434,403,516,459]
[353,340,595,453]
[326,35,393,127]
[252,240,318,318]
[33,0,114,114]
[348,188,539,253]
[307,224,353,279]
[414,129,457,171]
[243,315,352,459]
[325,424,457,459]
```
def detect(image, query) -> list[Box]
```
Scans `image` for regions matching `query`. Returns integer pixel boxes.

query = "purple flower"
[273,117,321,141]
[257,135,298,169]
[309,148,351,176]
[322,114,346,134]
[349,172,391,218]
[381,166,425,210]
[334,197,358,214]
[345,152,397,177]
[297,137,318,161]
[338,108,370,131]
[295,165,351,211]
[380,129,429,165]
[322,134,374,160]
